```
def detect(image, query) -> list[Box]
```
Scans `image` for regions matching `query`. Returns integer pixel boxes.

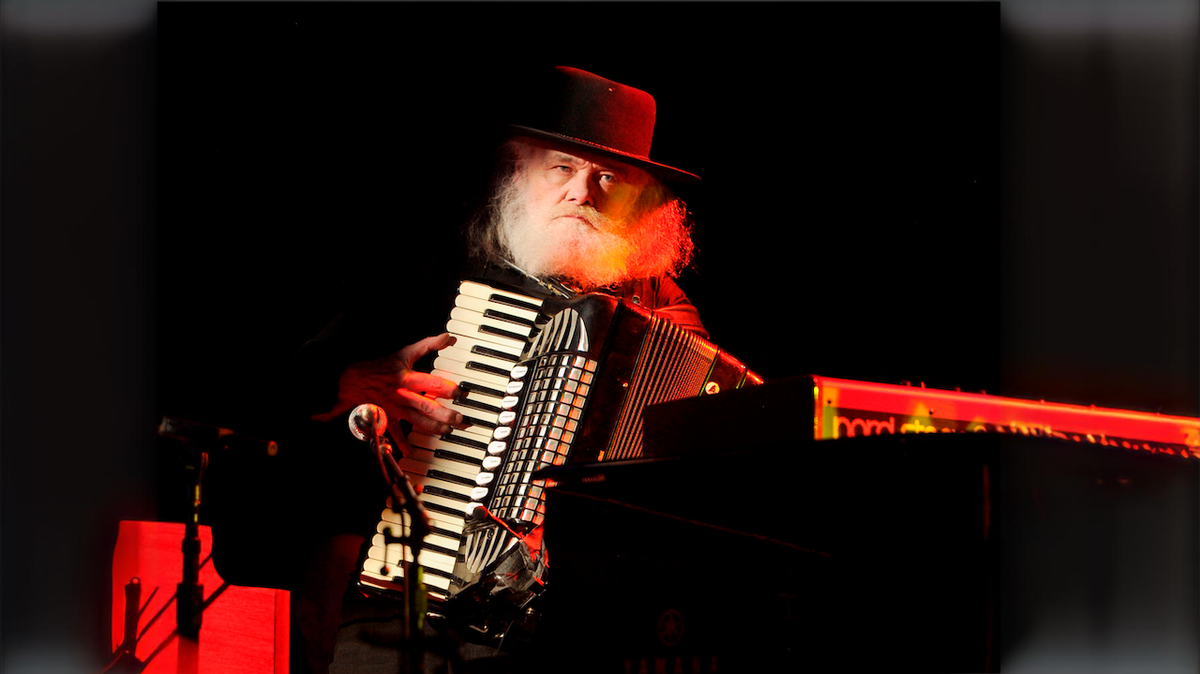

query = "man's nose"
[564,172,595,206]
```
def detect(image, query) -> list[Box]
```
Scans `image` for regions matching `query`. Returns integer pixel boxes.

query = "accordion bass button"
[510,365,529,380]
[470,486,489,501]
[493,426,512,440]
[476,472,494,486]
[506,381,524,394]
[488,441,507,455]
[498,411,516,425]
[501,396,520,409]
[483,456,502,470]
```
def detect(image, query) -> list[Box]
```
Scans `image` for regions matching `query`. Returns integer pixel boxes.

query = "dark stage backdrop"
[4,1,1198,671]
[155,2,1004,434]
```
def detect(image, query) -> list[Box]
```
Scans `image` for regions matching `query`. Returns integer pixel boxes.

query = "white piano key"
[380,506,464,538]
[411,490,478,517]
[362,554,456,587]
[378,509,464,541]
[408,432,487,463]
[400,446,483,480]
[458,280,544,309]
[371,527,462,556]
[360,565,452,596]
[439,332,526,362]
[450,307,537,341]
[430,370,507,401]
[432,358,511,390]
[446,319,529,353]
[370,536,459,571]
[420,478,475,502]
[455,293,541,324]
[437,344,522,376]
[422,476,476,501]
[365,539,455,568]
[443,412,495,440]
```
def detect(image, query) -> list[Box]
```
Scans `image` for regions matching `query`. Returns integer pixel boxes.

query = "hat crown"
[538,67,656,158]
[506,66,698,182]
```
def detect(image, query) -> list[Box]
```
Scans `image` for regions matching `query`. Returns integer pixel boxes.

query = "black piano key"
[428,469,478,488]
[479,324,529,343]
[457,380,506,400]
[422,485,469,502]
[467,361,513,379]
[417,542,460,559]
[433,449,483,466]
[423,500,470,519]
[487,293,541,314]
[482,308,537,328]
[460,414,497,430]
[455,398,502,417]
[441,432,488,452]
[470,344,521,363]
[419,565,455,581]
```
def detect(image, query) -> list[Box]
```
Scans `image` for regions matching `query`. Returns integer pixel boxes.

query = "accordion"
[357,278,760,628]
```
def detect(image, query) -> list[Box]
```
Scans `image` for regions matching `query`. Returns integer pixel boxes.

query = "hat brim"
[506,124,701,184]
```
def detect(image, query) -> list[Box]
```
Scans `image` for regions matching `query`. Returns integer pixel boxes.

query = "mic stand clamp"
[375,435,433,674]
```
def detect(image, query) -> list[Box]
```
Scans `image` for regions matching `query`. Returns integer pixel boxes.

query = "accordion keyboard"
[359,281,548,600]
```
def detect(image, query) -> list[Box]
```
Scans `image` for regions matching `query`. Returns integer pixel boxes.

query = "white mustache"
[556,206,617,230]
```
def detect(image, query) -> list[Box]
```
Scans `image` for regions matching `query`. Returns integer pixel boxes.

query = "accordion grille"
[605,316,721,461]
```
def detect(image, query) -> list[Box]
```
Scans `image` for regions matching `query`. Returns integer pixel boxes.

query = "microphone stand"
[177,447,206,644]
[373,433,432,674]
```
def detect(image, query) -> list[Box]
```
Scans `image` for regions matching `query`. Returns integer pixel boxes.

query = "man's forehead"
[525,139,644,176]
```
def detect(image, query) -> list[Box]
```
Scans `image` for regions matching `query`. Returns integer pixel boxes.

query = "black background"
[3,1,1198,671]
[155,1,1003,430]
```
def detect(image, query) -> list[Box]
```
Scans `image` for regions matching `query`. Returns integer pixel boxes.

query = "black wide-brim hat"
[504,66,700,183]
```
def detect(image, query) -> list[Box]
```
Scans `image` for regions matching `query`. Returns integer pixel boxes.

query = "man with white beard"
[318,66,709,453]
[287,66,710,673]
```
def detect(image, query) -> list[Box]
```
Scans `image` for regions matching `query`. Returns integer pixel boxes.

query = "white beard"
[495,174,691,290]
[501,210,635,289]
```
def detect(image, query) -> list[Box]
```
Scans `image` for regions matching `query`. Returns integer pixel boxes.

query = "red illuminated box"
[110,520,289,674]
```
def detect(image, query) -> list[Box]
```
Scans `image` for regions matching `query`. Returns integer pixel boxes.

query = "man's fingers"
[397,369,460,400]
[395,333,458,369]
[394,388,465,434]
